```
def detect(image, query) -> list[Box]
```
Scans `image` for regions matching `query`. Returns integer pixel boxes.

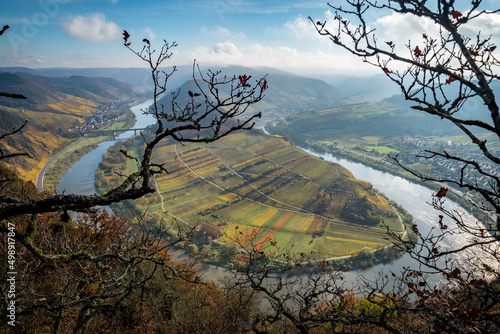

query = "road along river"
[57,100,155,195]
[56,104,483,284]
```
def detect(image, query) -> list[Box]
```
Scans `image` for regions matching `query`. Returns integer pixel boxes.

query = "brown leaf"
[239,74,252,86]
[446,76,457,84]
[470,279,484,287]
[450,10,463,20]
[412,224,419,234]
[447,268,461,279]
[435,187,448,198]
[485,45,497,52]
[414,46,423,57]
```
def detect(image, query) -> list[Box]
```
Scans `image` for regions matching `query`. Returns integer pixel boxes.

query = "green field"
[269,99,465,148]
[100,131,409,261]
[366,146,399,154]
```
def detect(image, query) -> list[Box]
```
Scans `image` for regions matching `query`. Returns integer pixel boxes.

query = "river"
[301,149,477,281]
[57,104,479,283]
[57,100,156,195]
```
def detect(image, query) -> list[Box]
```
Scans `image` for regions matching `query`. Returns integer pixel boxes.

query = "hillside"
[155,65,344,113]
[0,66,194,93]
[268,98,466,145]
[97,131,407,261]
[1,66,346,110]
[0,72,139,181]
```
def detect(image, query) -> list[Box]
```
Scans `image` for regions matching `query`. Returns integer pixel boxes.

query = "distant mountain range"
[155,65,345,114]
[315,73,402,103]
[1,65,347,111]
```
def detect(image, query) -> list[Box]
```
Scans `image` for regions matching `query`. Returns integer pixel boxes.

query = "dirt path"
[392,206,407,239]
[153,176,193,229]
[174,144,368,228]
[174,143,394,233]
[35,138,85,191]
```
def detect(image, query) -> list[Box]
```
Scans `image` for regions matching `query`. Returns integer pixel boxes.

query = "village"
[74,99,135,134]
[384,135,499,191]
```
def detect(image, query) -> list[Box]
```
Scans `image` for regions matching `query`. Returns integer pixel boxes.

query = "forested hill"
[157,65,345,113]
[0,71,140,181]
[0,66,193,93]
[0,66,347,110]
[0,72,139,108]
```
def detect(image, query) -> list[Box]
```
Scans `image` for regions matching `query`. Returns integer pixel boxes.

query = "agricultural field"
[103,130,408,260]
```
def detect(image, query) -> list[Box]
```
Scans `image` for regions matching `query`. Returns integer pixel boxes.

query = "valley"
[2,66,482,268]
[96,130,411,264]
[0,71,141,181]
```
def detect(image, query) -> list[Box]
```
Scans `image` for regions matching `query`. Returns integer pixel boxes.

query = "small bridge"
[81,128,147,139]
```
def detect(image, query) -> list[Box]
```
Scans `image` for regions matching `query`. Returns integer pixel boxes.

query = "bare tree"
[0,31,267,249]
[305,1,500,332]
[0,28,267,333]
[311,0,499,231]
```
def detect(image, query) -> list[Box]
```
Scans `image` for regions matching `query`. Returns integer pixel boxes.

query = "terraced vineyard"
[108,131,408,260]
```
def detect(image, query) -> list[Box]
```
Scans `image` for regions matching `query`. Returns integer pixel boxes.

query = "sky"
[1,0,500,76]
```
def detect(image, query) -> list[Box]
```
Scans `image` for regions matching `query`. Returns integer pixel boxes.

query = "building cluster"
[75,99,134,134]
[393,136,499,190]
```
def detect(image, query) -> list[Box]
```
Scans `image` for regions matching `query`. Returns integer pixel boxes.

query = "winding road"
[35,139,84,191]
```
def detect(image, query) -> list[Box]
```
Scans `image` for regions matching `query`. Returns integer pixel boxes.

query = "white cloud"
[2,50,45,66]
[374,11,500,61]
[375,12,440,45]
[63,13,120,41]
[284,11,336,41]
[212,42,242,56]
[141,27,156,42]
[459,11,500,46]
[200,26,247,42]
[375,11,500,49]
[185,41,375,75]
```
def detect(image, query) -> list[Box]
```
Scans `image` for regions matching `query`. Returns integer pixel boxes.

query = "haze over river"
[57,101,479,283]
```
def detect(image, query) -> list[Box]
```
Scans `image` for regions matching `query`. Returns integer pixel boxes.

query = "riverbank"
[36,102,138,192]
[57,99,155,196]
[301,140,494,227]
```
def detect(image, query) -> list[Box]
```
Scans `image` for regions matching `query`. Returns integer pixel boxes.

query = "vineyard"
[104,130,408,260]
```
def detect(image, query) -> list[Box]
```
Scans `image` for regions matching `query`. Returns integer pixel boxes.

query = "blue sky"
[1,0,499,75]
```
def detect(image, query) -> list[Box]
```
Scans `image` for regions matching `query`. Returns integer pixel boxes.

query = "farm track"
[205,148,306,213]
[173,143,393,236]
[153,176,194,229]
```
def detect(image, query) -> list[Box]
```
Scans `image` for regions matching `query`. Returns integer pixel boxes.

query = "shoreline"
[35,99,145,192]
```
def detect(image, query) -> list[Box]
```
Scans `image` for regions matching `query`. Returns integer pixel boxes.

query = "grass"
[366,146,399,154]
